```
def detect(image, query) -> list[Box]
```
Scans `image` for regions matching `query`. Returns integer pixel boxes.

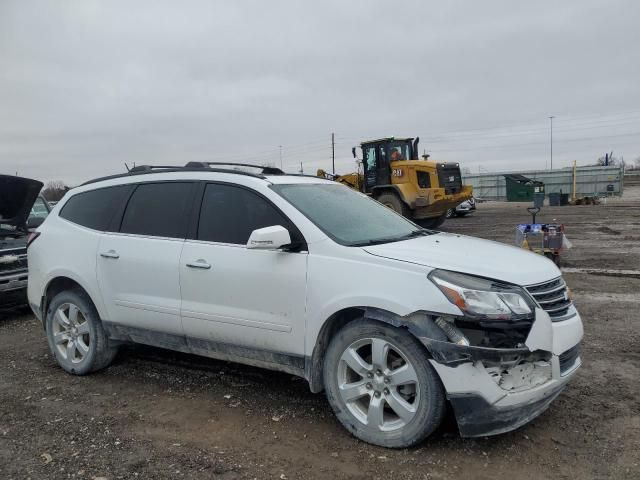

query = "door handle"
[186,259,211,270]
[100,250,120,259]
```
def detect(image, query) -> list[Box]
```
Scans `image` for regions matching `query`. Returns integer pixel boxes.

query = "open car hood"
[0,174,44,228]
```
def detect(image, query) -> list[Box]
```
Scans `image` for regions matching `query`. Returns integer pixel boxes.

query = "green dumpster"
[504,174,545,202]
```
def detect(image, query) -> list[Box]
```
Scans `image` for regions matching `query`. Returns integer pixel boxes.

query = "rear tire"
[376,192,409,218]
[323,319,446,448]
[45,288,117,375]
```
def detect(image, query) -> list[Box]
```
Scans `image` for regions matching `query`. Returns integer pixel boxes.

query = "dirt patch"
[1,189,640,479]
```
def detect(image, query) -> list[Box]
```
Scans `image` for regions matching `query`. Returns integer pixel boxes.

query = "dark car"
[446,196,477,218]
[1,175,47,310]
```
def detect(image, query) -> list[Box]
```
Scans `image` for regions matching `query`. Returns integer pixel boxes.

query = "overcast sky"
[1,0,639,185]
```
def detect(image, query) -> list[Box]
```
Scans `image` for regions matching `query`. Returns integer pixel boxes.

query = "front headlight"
[429,269,533,320]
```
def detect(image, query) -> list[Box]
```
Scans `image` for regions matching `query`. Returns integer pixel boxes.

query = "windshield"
[272,183,433,246]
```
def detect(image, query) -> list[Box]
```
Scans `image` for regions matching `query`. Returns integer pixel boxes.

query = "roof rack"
[82,162,286,186]
[128,165,184,173]
[184,162,285,175]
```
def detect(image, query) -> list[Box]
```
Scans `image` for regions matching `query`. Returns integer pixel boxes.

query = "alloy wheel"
[52,303,91,364]
[337,337,420,432]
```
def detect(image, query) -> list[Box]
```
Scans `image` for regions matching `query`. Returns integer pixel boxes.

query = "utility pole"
[331,133,335,175]
[279,145,283,170]
[549,116,555,170]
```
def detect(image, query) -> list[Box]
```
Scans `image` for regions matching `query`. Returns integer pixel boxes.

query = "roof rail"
[82,162,286,186]
[128,165,184,173]
[185,162,284,175]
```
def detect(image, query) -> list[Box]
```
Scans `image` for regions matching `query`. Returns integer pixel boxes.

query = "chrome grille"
[0,248,28,275]
[526,277,572,319]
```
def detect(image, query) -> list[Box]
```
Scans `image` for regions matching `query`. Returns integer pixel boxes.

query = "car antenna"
[124,162,131,172]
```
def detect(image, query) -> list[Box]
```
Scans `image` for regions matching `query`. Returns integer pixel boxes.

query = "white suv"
[27,163,583,448]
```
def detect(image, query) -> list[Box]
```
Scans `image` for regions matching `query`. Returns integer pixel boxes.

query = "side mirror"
[26,216,44,230]
[247,225,291,250]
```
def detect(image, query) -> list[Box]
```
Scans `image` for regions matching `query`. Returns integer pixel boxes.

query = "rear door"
[179,183,308,356]
[97,181,196,335]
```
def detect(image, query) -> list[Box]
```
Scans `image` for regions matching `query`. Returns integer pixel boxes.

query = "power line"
[334,110,640,144]
[212,109,640,171]
[431,130,640,153]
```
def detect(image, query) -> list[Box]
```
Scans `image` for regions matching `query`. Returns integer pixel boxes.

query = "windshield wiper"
[403,229,432,238]
[351,229,433,247]
[350,238,397,247]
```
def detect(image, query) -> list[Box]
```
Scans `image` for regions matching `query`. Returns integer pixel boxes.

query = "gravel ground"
[1,188,639,480]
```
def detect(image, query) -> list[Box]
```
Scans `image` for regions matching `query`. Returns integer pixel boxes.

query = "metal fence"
[462,166,624,201]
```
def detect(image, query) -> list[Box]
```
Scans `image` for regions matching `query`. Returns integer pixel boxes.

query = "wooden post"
[572,160,577,202]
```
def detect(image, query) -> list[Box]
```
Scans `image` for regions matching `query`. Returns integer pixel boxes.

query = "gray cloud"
[1,0,639,185]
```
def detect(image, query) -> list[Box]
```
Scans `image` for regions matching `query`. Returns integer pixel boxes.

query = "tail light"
[27,231,40,248]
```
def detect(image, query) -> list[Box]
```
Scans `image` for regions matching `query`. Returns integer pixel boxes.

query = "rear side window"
[59,186,130,231]
[120,182,193,239]
[198,184,289,244]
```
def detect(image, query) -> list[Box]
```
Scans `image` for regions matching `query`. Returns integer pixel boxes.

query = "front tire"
[376,192,409,218]
[323,319,446,448]
[45,288,117,375]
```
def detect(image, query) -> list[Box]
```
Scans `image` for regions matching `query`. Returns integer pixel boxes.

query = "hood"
[363,232,560,286]
[0,174,44,228]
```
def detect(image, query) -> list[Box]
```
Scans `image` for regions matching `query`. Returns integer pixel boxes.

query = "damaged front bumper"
[417,308,583,437]
[447,381,566,437]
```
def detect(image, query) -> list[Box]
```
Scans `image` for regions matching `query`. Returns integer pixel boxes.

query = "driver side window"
[197,184,290,245]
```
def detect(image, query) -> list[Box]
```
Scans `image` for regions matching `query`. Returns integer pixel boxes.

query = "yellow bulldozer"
[317,136,473,228]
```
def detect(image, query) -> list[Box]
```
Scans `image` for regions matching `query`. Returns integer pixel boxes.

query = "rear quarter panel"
[28,216,106,320]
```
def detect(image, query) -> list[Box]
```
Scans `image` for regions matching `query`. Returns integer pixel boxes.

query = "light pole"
[549,116,555,170]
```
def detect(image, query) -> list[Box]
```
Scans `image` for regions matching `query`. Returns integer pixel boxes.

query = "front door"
[363,144,390,192]
[97,181,195,336]
[376,144,391,185]
[180,183,308,356]
[363,145,378,193]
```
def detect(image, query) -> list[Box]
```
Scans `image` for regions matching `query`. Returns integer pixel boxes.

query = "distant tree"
[595,152,618,166]
[42,180,69,201]
[633,156,640,170]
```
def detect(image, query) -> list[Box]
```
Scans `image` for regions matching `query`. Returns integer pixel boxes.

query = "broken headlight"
[429,269,533,321]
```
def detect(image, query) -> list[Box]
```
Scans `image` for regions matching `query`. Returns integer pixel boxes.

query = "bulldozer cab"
[359,137,419,193]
